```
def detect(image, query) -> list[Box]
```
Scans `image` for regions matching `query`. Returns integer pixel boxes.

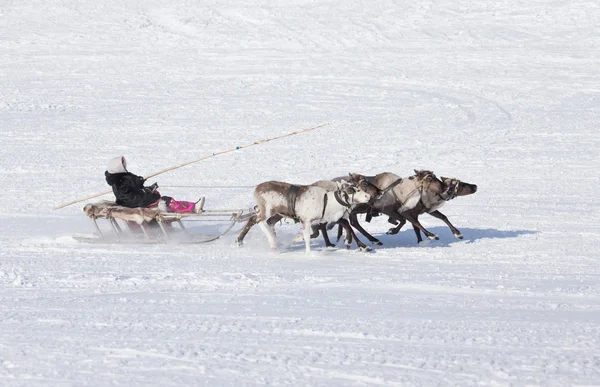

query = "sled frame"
[82,201,252,244]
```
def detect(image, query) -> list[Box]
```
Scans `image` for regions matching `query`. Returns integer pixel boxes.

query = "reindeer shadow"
[369,227,538,249]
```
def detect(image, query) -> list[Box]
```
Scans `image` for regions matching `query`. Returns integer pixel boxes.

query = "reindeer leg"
[428,210,463,239]
[330,219,352,247]
[335,221,357,246]
[412,224,423,243]
[310,225,320,239]
[387,217,407,235]
[302,222,313,253]
[258,220,278,250]
[402,212,438,242]
[339,218,371,252]
[300,224,332,247]
[318,223,336,248]
[349,212,382,245]
[338,219,352,246]
[336,222,344,242]
[235,214,258,245]
[339,219,355,249]
[293,218,321,245]
[267,214,283,226]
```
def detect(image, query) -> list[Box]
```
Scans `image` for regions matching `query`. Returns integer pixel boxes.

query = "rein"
[321,190,352,220]
[334,190,352,208]
[379,178,403,195]
[395,184,424,207]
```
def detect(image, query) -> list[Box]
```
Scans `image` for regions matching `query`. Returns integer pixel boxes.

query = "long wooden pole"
[53,122,329,210]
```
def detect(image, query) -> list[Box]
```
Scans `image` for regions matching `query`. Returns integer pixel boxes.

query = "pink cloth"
[167,199,195,213]
[147,197,196,213]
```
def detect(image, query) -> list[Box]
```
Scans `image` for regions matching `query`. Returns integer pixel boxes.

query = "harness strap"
[391,186,405,204]
[395,184,424,208]
[334,191,350,207]
[288,185,301,219]
[377,178,404,203]
[380,178,424,208]
[380,178,403,194]
[319,190,351,220]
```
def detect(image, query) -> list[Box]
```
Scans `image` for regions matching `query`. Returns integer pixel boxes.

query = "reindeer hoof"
[359,246,372,252]
[234,239,243,247]
[345,244,351,250]
[456,233,463,239]
[386,229,398,235]
[427,235,439,240]
[372,240,382,246]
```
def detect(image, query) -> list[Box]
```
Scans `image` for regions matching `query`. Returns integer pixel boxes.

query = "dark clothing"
[105,171,161,208]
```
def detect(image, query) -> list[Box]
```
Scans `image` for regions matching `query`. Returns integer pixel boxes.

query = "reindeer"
[339,170,450,246]
[385,177,477,243]
[235,180,371,253]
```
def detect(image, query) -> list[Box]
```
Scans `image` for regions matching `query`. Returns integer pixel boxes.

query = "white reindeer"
[235,180,371,252]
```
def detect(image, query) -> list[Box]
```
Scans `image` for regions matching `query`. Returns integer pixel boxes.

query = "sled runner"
[76,200,253,244]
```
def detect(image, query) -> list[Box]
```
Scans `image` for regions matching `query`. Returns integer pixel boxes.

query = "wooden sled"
[76,200,253,244]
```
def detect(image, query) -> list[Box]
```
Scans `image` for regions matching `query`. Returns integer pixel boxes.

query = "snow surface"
[2,0,600,385]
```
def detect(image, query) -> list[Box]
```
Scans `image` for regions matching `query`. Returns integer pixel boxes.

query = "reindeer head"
[338,180,371,205]
[440,177,478,198]
[413,169,446,197]
[347,172,365,185]
[346,173,382,203]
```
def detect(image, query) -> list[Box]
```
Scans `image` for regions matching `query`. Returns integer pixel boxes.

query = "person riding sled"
[105,156,204,213]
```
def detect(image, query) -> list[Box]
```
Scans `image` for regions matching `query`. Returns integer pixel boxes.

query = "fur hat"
[107,156,127,174]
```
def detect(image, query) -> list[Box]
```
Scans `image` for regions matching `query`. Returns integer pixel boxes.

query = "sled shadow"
[369,227,538,249]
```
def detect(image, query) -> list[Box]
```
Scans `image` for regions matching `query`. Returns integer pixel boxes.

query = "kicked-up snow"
[1,0,600,385]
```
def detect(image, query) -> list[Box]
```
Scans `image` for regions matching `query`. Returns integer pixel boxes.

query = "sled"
[76,200,254,244]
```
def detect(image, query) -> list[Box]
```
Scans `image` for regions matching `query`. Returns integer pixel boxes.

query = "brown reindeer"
[235,180,371,253]
[385,177,477,243]
[340,170,450,246]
